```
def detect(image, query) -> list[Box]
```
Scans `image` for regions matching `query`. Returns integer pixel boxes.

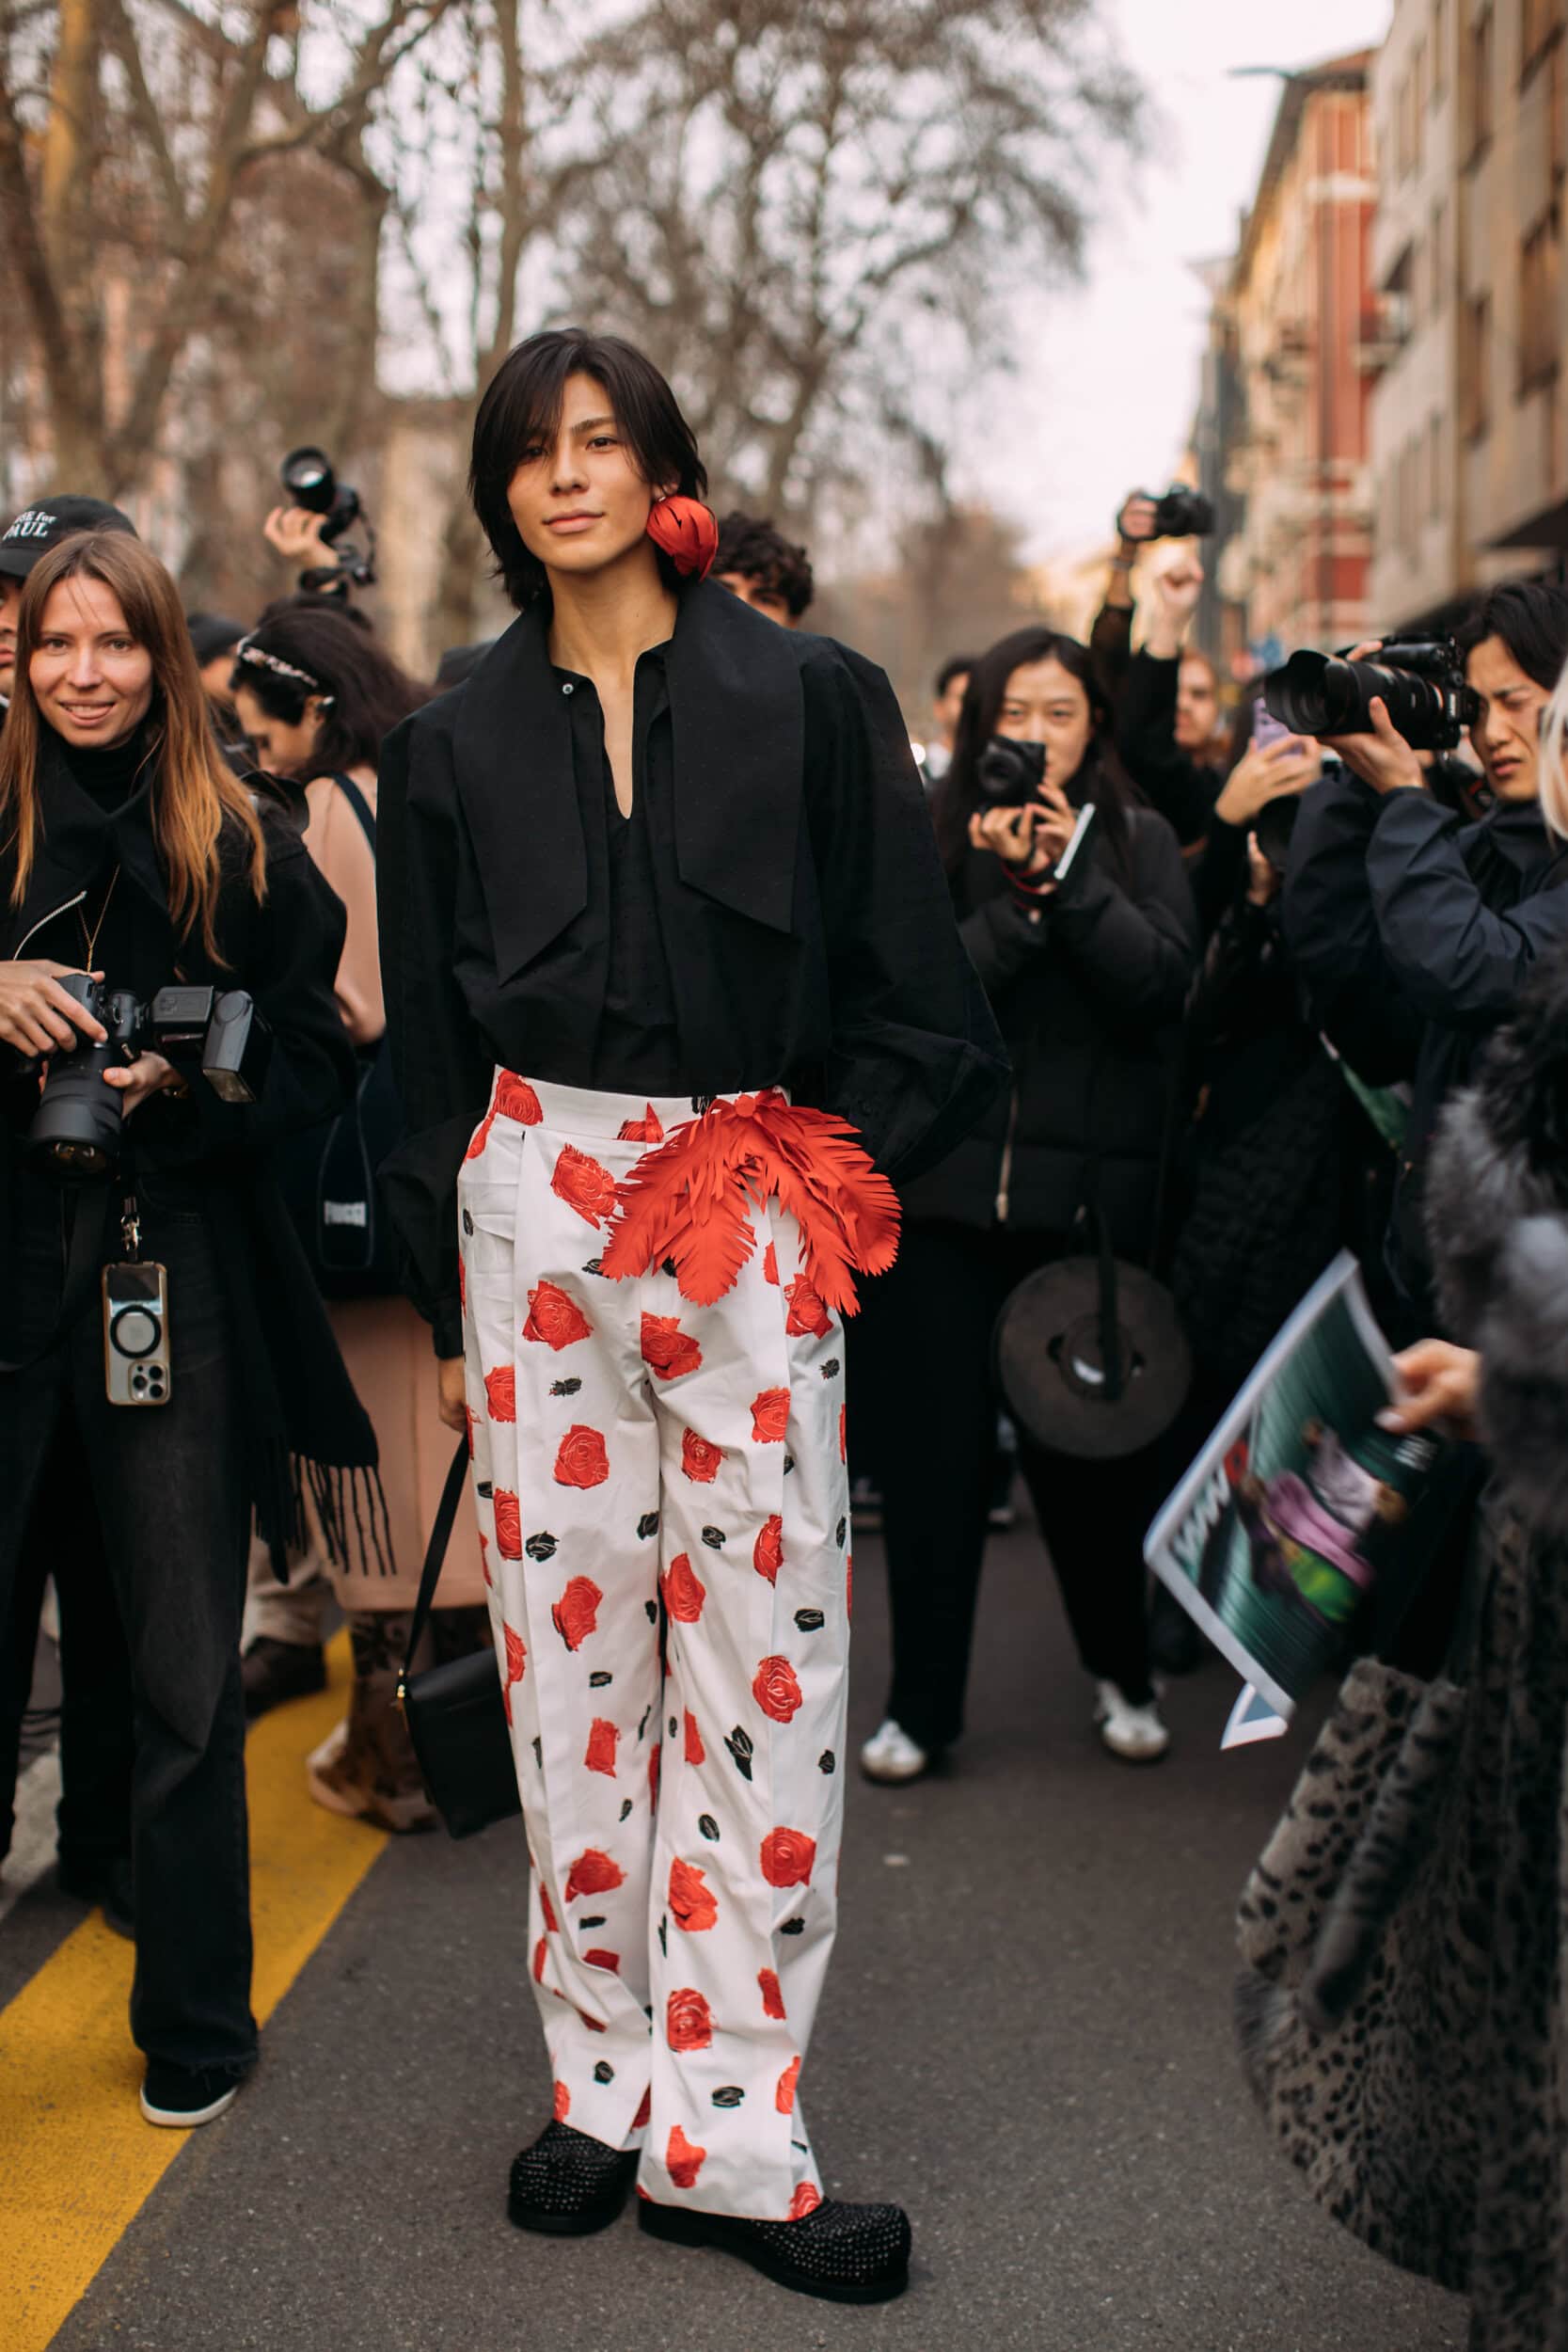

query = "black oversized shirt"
[376,580,1008,1357]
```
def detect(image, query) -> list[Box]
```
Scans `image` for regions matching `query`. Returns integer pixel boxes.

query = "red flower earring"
[646,495,719,578]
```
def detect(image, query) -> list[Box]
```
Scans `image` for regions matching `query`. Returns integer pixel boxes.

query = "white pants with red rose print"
[458,1072,851,2222]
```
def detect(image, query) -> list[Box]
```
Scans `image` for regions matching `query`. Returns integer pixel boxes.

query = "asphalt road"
[30,1512,1465,2352]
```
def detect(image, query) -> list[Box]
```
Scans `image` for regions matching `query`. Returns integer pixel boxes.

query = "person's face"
[1466,634,1551,801]
[0,572,24,700]
[1175,655,1219,755]
[933,672,970,752]
[198,649,237,701]
[231,680,325,778]
[505,371,668,583]
[715,571,799,628]
[993,656,1094,791]
[30,576,154,749]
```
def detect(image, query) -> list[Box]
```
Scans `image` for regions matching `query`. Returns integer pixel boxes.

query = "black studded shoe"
[639,2194,911,2303]
[507,2121,640,2236]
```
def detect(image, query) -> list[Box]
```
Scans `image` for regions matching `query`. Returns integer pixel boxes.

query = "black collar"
[452,580,804,982]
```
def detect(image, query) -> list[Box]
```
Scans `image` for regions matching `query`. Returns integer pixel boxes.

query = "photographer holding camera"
[853,628,1198,1779]
[1090,487,1226,845]
[1281,581,1568,1333]
[0,531,375,2128]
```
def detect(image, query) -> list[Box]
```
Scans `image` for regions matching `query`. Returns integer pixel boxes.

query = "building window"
[1431,199,1448,313]
[1522,0,1564,87]
[1433,0,1449,102]
[1428,412,1445,516]
[1412,38,1428,152]
[1519,206,1562,391]
[1461,291,1492,437]
[1465,7,1495,163]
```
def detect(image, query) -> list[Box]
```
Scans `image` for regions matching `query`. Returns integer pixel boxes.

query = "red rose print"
[753,1514,784,1583]
[684,1709,705,1765]
[784,1276,832,1339]
[584,1718,619,1775]
[480,1532,492,1589]
[540,1882,559,1934]
[458,1257,467,1313]
[649,1741,662,1802]
[580,2012,607,2033]
[565,1847,626,1902]
[669,1856,719,1932]
[666,2124,707,2190]
[776,2056,801,2115]
[554,1425,610,1489]
[666,1988,714,2053]
[752,1655,803,1725]
[660,1552,706,1624]
[524,1280,594,1351]
[680,1428,724,1484]
[551,1143,618,1227]
[758,1968,786,2020]
[839,1401,847,1462]
[484,1364,515,1422]
[763,1242,779,1286]
[503,1623,527,1688]
[750,1388,790,1444]
[789,2182,822,2220]
[496,1072,543,1124]
[553,2080,571,2122]
[640,1312,703,1380]
[618,1104,665,1143]
[532,1936,546,1983]
[552,1574,603,1650]
[493,1489,523,1559]
[584,1948,621,1973]
[633,2087,652,2130]
[464,1108,496,1161]
[760,1828,816,1889]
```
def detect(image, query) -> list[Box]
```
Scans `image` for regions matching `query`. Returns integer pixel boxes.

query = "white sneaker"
[1094,1681,1171,1763]
[859,1718,930,1784]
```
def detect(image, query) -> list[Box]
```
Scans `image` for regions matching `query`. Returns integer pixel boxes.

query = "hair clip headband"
[233,635,330,699]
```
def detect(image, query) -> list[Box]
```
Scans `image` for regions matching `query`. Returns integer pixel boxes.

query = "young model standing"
[377,328,1004,2302]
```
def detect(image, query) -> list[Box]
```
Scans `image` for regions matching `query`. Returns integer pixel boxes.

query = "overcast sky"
[969,0,1392,564]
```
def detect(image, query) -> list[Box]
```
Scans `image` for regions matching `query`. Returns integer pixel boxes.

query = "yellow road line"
[0,1631,388,2352]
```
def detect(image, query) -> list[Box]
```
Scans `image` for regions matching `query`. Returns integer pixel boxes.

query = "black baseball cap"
[0,494,137,580]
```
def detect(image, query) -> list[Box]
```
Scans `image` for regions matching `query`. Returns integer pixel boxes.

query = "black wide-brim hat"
[994,1257,1193,1460]
[0,495,137,580]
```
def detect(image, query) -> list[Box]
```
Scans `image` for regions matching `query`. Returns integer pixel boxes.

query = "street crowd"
[2,327,1567,2342]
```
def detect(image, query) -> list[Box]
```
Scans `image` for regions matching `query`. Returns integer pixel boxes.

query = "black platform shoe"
[639,2194,911,2303]
[507,2122,640,2236]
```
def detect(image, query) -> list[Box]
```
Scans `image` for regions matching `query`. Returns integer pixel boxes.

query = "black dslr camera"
[977,736,1047,809]
[1263,638,1481,754]
[28,975,271,1179]
[279,446,376,589]
[1138,484,1215,540]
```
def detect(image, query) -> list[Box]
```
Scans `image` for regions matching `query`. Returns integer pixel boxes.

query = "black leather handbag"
[396,1438,521,1839]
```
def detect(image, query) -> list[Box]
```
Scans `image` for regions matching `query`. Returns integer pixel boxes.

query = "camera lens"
[279,446,335,514]
[28,1044,124,1178]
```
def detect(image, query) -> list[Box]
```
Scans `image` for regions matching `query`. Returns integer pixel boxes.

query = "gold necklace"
[78,864,121,969]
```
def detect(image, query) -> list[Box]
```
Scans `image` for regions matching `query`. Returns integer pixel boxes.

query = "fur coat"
[1235,952,1568,2352]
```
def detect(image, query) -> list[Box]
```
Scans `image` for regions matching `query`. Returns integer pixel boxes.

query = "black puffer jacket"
[901,807,1198,1252]
[1283,768,1568,1322]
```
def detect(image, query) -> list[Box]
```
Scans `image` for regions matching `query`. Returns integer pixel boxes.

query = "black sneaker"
[640,2194,911,2304]
[56,1853,135,1941]
[507,2121,639,2236]
[139,2060,245,2129]
[241,1638,326,1721]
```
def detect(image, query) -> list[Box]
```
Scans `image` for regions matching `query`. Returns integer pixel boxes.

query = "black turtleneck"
[55,723,152,817]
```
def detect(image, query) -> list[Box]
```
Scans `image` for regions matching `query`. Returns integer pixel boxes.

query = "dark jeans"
[851,1219,1159,1752]
[0,1414,135,1872]
[0,1183,256,2074]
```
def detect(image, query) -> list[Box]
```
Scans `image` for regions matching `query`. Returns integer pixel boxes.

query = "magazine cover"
[1144,1251,1446,1728]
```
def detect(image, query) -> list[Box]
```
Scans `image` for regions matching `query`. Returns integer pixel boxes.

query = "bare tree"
[0,0,458,498]
[535,0,1142,516]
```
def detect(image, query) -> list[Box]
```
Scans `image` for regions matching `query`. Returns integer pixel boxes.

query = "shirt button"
[562,681,575,695]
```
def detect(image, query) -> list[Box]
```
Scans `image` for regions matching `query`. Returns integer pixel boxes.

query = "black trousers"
[851,1219,1159,1752]
[0,1415,135,1872]
[0,1184,256,2074]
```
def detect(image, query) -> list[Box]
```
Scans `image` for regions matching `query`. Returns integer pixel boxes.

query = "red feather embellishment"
[598,1092,899,1315]
[645,496,719,579]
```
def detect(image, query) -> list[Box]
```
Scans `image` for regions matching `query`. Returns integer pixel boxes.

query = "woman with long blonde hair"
[0,531,372,2130]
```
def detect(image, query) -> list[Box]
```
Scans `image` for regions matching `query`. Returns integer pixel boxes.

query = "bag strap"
[397,1434,471,1699]
[330,771,377,858]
